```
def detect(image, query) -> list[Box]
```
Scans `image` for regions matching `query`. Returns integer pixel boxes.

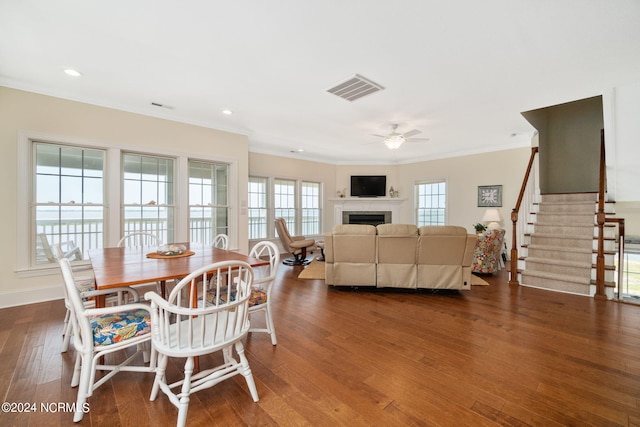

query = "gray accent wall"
[522,96,604,194]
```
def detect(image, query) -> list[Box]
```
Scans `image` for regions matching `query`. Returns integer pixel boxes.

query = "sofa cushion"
[377,223,418,236]
[332,224,377,235]
[418,225,467,236]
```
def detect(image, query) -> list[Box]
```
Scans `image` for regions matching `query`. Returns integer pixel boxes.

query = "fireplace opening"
[342,211,391,226]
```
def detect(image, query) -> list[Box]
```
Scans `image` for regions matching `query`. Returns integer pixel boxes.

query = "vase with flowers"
[473,223,487,235]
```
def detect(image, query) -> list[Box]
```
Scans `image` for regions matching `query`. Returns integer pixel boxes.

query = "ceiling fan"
[372,124,429,149]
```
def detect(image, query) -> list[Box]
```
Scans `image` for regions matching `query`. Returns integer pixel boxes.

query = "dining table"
[88,242,270,371]
[88,242,270,308]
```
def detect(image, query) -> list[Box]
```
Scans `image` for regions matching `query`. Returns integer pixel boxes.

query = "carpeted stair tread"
[521,269,591,285]
[529,232,593,241]
[525,244,592,254]
[525,257,592,269]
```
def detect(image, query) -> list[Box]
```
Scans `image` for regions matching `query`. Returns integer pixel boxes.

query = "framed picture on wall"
[477,185,502,207]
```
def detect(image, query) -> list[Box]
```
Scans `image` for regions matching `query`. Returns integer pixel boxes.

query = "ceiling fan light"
[384,135,405,149]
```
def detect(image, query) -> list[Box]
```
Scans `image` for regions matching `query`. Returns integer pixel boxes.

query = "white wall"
[0,87,250,307]
[609,82,640,202]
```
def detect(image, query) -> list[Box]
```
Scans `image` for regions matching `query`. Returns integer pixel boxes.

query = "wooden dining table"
[88,242,270,308]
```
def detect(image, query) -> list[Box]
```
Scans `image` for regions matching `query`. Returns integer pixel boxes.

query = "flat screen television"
[350,175,386,197]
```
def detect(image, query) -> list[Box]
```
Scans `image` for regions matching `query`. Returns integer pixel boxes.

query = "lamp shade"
[482,208,503,230]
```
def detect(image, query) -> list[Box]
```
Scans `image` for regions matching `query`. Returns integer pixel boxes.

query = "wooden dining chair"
[144,260,259,427]
[59,258,155,422]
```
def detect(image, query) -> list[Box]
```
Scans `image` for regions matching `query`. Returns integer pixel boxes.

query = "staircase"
[520,193,616,297]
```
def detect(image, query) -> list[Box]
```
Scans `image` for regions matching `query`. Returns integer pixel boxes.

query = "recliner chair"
[274,217,316,266]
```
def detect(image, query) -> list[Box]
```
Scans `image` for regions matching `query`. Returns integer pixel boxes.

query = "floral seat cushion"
[90,309,151,346]
[203,286,267,308]
[75,278,96,301]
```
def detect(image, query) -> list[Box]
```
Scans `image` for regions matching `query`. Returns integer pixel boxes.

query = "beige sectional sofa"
[324,224,476,290]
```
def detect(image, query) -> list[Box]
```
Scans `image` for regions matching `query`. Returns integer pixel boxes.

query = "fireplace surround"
[330,197,405,226]
[342,211,391,226]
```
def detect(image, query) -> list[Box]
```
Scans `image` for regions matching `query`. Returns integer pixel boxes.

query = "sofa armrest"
[462,234,477,266]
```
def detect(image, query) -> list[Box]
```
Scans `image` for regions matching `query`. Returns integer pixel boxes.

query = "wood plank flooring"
[2,266,640,426]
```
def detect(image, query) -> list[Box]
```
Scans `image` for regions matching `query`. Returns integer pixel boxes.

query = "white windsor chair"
[144,260,259,427]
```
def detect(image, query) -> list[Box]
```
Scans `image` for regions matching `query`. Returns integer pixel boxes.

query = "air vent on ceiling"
[327,74,384,102]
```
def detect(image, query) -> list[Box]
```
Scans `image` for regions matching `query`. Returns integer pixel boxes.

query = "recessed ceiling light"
[222,109,233,115]
[64,68,83,77]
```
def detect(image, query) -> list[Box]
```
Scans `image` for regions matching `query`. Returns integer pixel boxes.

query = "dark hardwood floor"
[2,265,640,426]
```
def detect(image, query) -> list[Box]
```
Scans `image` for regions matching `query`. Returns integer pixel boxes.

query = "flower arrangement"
[473,223,487,233]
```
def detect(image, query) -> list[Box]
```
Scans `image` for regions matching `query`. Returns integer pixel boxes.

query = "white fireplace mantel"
[328,197,407,226]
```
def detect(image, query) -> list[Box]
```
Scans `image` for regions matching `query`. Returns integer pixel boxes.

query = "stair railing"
[509,146,539,286]
[595,130,607,299]
[596,129,627,300]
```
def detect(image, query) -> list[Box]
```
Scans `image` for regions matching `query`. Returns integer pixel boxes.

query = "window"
[301,181,321,235]
[33,142,105,264]
[248,177,268,239]
[122,153,175,244]
[415,180,446,226]
[19,135,239,271]
[248,177,322,240]
[188,160,229,244]
[274,179,296,235]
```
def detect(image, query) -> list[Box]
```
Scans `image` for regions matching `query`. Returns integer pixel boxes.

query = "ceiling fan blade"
[402,129,422,138]
[370,134,388,138]
[406,137,430,143]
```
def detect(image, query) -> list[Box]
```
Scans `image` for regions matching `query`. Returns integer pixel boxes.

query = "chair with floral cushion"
[59,257,155,423]
[53,244,131,353]
[202,241,280,345]
[247,240,280,345]
[472,229,505,275]
[144,261,259,427]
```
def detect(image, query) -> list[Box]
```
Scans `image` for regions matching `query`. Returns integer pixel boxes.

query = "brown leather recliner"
[274,217,316,266]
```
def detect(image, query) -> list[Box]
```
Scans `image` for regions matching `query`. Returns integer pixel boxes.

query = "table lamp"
[482,208,503,230]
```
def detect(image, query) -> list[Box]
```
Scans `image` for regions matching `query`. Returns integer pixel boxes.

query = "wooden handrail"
[509,146,538,286]
[595,129,608,299]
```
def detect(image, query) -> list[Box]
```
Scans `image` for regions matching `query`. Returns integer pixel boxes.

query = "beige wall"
[396,148,532,249]
[249,152,337,235]
[251,148,533,252]
[0,86,547,308]
[614,202,640,238]
[0,87,250,307]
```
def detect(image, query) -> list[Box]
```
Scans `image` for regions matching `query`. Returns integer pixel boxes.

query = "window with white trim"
[20,136,238,271]
[33,142,105,264]
[301,181,321,235]
[274,178,296,235]
[415,179,446,226]
[122,153,175,243]
[248,177,322,239]
[248,177,268,239]
[188,160,229,244]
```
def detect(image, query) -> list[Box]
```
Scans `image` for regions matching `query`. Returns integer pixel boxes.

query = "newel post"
[509,209,520,285]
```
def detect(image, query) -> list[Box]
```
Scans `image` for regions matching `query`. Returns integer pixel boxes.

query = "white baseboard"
[0,286,64,309]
